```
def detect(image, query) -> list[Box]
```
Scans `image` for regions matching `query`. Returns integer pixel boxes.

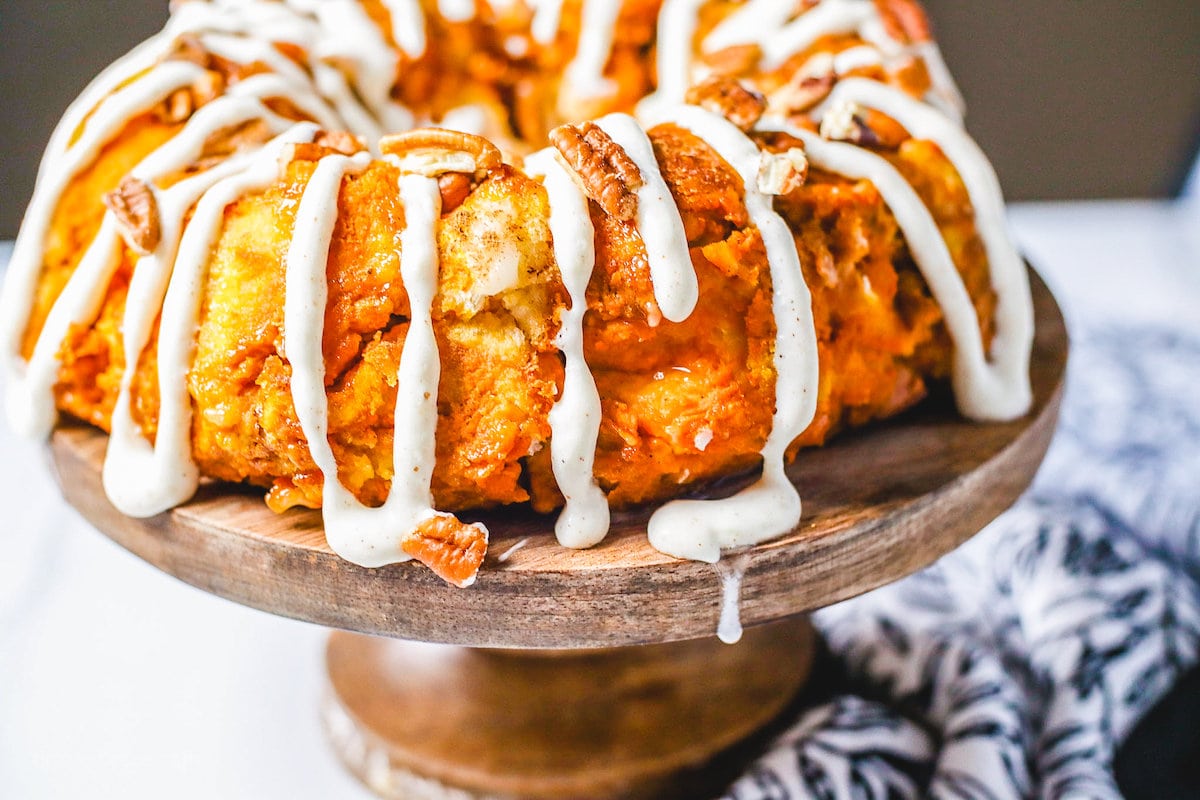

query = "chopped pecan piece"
[757,147,809,196]
[768,53,836,118]
[159,71,225,124]
[819,100,909,148]
[202,118,273,161]
[401,514,489,588]
[104,177,161,255]
[437,172,473,214]
[685,76,767,132]
[315,130,366,155]
[162,88,194,124]
[380,129,502,177]
[276,132,363,170]
[873,0,932,44]
[549,121,643,221]
[168,33,210,68]
[702,43,763,77]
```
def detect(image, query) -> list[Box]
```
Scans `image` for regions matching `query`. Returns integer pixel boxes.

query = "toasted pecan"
[104,176,161,255]
[401,515,489,588]
[549,121,643,221]
[820,100,909,148]
[757,147,810,196]
[767,53,837,118]
[380,129,502,177]
[685,76,767,132]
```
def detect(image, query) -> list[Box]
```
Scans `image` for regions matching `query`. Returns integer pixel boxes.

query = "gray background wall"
[2,1,1198,238]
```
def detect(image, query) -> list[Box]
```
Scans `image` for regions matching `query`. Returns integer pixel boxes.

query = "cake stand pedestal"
[49,272,1065,798]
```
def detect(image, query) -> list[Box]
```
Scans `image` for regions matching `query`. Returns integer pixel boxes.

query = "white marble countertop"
[1,199,1197,798]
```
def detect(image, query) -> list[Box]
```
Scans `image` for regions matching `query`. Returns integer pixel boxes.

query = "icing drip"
[529,0,568,45]
[526,149,610,549]
[753,0,878,70]
[566,0,623,99]
[1,60,206,437]
[638,0,708,116]
[105,124,319,517]
[593,113,699,323]
[645,106,818,563]
[703,0,801,55]
[378,0,428,57]
[914,41,966,119]
[286,157,481,569]
[715,553,751,645]
[806,76,1032,419]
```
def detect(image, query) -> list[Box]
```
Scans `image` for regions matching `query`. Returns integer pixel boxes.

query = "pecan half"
[873,0,932,44]
[685,76,767,132]
[400,514,488,589]
[549,122,643,221]
[380,129,502,177]
[757,147,809,196]
[104,177,161,255]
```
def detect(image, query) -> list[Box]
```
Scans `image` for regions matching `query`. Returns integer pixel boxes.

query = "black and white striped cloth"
[724,326,1200,799]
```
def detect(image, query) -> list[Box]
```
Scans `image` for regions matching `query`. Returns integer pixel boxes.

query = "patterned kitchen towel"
[724,326,1200,800]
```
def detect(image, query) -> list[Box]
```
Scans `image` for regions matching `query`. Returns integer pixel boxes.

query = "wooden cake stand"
[50,272,1066,799]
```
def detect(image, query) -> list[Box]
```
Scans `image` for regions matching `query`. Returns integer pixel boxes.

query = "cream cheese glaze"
[2,0,1033,577]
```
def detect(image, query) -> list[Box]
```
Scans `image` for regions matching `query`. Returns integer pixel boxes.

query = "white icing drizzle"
[101,104,307,517]
[1,59,206,437]
[285,156,486,570]
[644,105,818,563]
[809,76,1032,419]
[703,0,802,55]
[914,41,966,119]
[593,113,699,323]
[379,0,428,57]
[525,149,610,549]
[715,553,751,645]
[438,0,477,22]
[529,0,568,45]
[5,221,123,439]
[832,44,885,73]
[703,0,965,121]
[565,0,623,99]
[289,0,407,121]
[638,0,708,116]
[496,537,531,563]
[437,104,492,136]
[760,0,878,70]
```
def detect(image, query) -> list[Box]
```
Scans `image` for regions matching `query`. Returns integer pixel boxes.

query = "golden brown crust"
[29,0,998,522]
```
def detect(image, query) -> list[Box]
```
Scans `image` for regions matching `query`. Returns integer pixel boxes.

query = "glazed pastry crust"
[43,117,993,515]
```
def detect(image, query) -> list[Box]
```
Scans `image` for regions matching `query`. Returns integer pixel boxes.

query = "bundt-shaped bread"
[1,0,1033,586]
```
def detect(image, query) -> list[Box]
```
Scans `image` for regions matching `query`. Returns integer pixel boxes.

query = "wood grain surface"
[49,270,1067,648]
[324,618,816,799]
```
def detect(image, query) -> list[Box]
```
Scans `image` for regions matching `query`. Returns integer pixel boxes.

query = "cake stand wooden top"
[50,270,1066,649]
